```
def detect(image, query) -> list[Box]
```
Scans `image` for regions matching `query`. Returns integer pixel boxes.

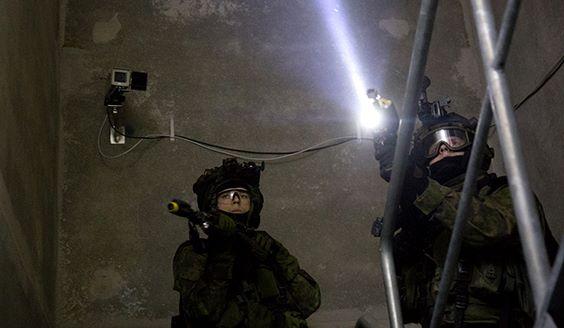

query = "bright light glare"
[360,106,383,129]
[317,0,374,134]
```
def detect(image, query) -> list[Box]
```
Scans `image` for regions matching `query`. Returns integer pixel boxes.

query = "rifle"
[167,199,260,254]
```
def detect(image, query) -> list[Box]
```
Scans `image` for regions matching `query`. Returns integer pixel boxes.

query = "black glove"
[384,102,400,134]
[208,212,237,236]
[373,132,397,182]
[372,99,399,182]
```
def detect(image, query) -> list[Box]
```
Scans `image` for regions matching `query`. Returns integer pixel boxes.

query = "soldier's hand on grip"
[209,212,237,236]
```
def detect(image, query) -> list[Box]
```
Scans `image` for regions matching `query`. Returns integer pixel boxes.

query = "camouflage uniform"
[172,159,321,327]
[394,174,557,327]
[372,101,557,327]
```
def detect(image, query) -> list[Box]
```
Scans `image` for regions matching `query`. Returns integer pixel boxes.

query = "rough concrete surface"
[56,1,563,327]
[0,0,61,326]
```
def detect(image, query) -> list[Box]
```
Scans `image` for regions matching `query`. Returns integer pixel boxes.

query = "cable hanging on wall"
[98,107,370,162]
[489,52,564,132]
[99,52,563,162]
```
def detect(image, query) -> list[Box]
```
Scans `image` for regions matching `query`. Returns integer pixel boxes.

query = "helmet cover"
[193,158,264,228]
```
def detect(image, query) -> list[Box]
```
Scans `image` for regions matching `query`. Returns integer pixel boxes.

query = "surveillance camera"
[111,69,132,88]
[110,68,148,91]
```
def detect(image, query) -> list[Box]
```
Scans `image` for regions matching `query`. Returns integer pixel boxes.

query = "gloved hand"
[247,231,275,262]
[210,212,237,236]
[373,132,397,182]
[381,101,399,134]
[370,94,399,182]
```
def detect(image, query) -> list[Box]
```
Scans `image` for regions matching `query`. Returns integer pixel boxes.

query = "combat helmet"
[413,79,494,183]
[193,158,264,229]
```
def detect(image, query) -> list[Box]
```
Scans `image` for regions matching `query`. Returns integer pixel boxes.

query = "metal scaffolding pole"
[471,0,550,310]
[534,237,564,328]
[429,94,493,328]
[493,0,522,69]
[379,1,438,327]
[429,1,522,326]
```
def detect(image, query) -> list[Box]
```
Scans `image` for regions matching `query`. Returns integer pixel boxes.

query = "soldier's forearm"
[413,179,449,214]
[269,243,301,282]
[287,270,322,318]
[415,181,517,245]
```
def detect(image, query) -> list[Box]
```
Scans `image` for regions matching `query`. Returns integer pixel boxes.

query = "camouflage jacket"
[394,174,557,327]
[173,230,321,328]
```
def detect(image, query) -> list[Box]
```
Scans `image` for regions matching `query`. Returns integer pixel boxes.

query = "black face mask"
[429,152,470,185]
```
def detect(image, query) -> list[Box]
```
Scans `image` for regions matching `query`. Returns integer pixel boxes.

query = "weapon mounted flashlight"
[168,199,211,229]
[360,89,393,130]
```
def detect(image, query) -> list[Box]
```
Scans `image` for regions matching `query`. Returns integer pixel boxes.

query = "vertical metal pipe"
[379,1,438,327]
[429,95,493,328]
[493,0,521,69]
[471,0,550,310]
[429,1,523,325]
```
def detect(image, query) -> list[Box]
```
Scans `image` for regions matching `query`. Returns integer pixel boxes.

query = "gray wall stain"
[152,0,245,25]
[88,267,126,300]
[378,18,410,39]
[93,13,122,44]
[453,47,482,98]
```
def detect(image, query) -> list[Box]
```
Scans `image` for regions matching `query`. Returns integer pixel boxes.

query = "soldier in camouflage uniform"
[372,92,558,327]
[172,158,321,328]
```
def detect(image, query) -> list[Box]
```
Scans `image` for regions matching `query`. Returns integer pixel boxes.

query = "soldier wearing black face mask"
[372,81,558,327]
[412,112,493,186]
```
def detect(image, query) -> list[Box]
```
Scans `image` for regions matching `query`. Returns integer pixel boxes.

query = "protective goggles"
[217,188,250,202]
[420,127,473,159]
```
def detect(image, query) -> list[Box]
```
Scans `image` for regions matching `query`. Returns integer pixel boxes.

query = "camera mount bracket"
[103,68,148,145]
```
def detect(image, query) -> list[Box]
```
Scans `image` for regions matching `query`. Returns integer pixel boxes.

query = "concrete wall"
[0,0,61,327]
[491,0,564,235]
[57,1,563,327]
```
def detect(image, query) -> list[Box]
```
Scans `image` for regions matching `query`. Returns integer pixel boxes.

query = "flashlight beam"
[316,0,372,138]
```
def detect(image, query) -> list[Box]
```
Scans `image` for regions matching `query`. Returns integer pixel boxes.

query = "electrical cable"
[175,135,364,162]
[513,53,564,112]
[100,51,562,159]
[97,115,164,159]
[489,53,564,132]
[103,106,363,156]
[100,52,563,158]
[175,133,357,155]
[100,109,369,161]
